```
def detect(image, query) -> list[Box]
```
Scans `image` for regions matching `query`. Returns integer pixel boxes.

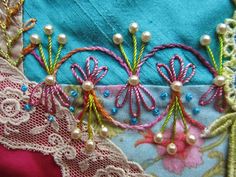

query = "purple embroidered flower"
[29,75,70,114]
[115,75,156,118]
[70,56,108,91]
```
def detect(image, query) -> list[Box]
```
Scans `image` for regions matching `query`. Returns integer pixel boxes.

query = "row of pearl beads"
[154,132,196,155]
[113,31,151,45]
[113,22,151,45]
[71,126,109,153]
[30,33,67,45]
[30,25,67,45]
[200,23,227,46]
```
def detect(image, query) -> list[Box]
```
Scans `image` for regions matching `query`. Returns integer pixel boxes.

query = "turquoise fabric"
[23,0,234,85]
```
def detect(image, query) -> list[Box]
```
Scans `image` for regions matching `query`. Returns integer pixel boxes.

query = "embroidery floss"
[199,26,228,112]
[154,55,205,154]
[70,56,111,153]
[0,0,36,66]
[113,22,155,121]
[26,26,70,114]
[201,112,236,177]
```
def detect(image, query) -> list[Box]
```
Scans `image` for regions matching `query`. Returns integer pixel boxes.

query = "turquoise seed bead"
[24,104,31,111]
[111,108,118,115]
[103,89,110,97]
[193,107,200,115]
[130,117,138,125]
[160,92,168,100]
[153,108,160,116]
[186,93,193,102]
[21,84,28,92]
[70,90,78,98]
[48,115,55,122]
[69,106,75,112]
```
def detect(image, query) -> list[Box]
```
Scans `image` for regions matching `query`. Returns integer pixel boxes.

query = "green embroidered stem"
[200,131,227,152]
[52,44,63,71]
[202,151,225,177]
[48,35,53,73]
[136,43,146,70]
[176,98,188,133]
[9,28,24,48]
[171,101,177,142]
[38,43,50,74]
[160,100,176,133]
[206,45,218,72]
[132,33,137,73]
[218,35,224,75]
[228,121,236,177]
[119,44,132,71]
[88,95,94,140]
[92,97,103,127]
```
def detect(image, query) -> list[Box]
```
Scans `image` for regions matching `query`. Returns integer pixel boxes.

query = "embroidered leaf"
[202,151,225,177]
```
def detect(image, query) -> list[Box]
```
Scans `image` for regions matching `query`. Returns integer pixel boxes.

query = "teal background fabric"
[23,0,234,85]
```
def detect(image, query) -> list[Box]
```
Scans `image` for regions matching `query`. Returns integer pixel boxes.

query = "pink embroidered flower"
[135,120,204,174]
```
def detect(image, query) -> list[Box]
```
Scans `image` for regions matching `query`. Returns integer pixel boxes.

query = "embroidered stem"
[132,33,138,72]
[218,35,224,75]
[119,44,132,71]
[38,43,50,74]
[53,44,63,71]
[48,34,53,73]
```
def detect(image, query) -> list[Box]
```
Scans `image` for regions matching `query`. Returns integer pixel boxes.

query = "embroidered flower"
[0,87,31,126]
[135,120,204,174]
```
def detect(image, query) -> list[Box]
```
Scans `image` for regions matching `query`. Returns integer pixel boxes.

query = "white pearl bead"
[85,139,95,153]
[141,31,151,43]
[129,22,139,34]
[45,75,56,85]
[213,75,226,86]
[200,35,211,46]
[71,128,81,140]
[30,34,41,44]
[82,81,94,91]
[128,75,140,86]
[113,33,123,45]
[186,134,196,145]
[44,25,54,35]
[170,81,183,92]
[153,132,163,144]
[216,23,227,35]
[100,126,109,138]
[167,143,177,155]
[58,34,67,44]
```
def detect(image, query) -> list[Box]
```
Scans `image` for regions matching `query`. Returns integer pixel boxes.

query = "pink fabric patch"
[0,145,61,177]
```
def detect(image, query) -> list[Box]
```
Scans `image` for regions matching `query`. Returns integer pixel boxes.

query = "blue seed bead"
[24,104,31,111]
[185,93,193,102]
[48,115,55,122]
[111,107,118,115]
[152,108,160,116]
[103,89,110,98]
[130,117,138,125]
[193,107,200,115]
[160,92,168,100]
[21,84,28,92]
[69,106,75,112]
[70,90,78,98]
